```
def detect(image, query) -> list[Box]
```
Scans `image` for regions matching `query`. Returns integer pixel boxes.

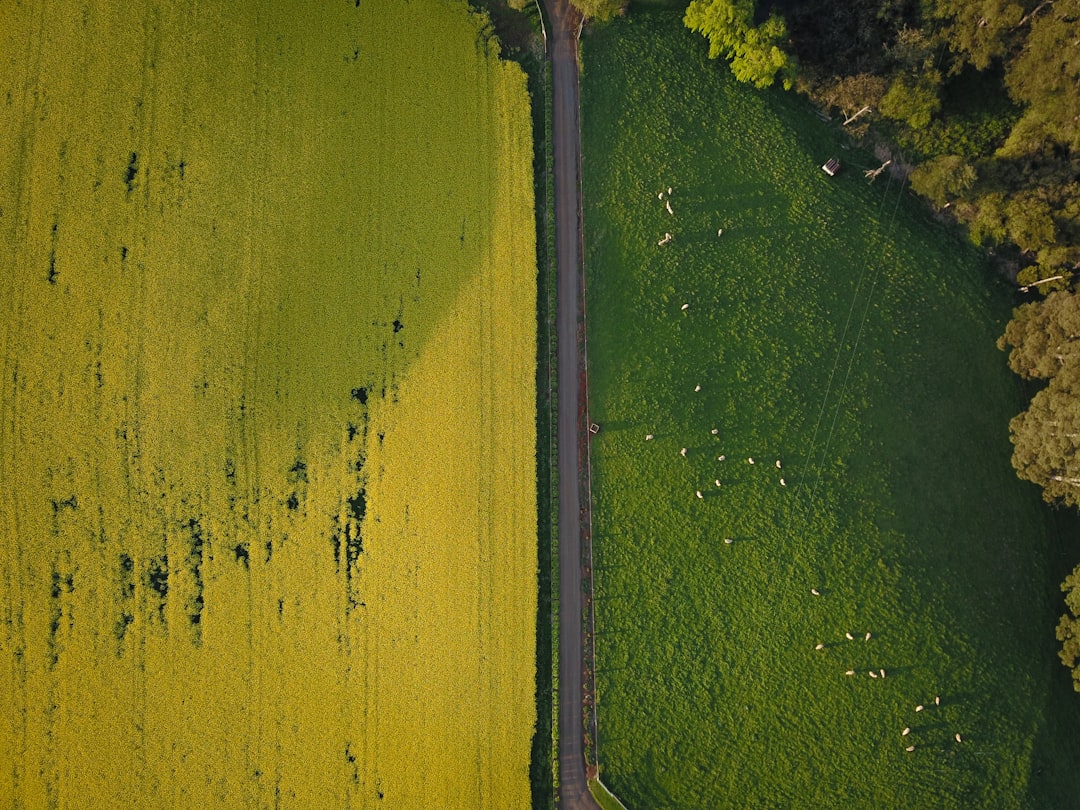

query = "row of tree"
[999,291,1080,690]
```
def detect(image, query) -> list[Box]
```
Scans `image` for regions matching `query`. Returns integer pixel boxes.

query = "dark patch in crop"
[124,152,139,194]
[120,245,128,263]
[177,159,185,180]
[46,564,63,667]
[346,743,359,783]
[377,431,385,446]
[286,492,299,511]
[288,458,308,483]
[277,598,284,616]
[346,489,366,523]
[346,422,358,441]
[46,218,59,283]
[351,386,368,405]
[234,543,250,568]
[345,521,363,565]
[460,217,466,243]
[264,539,273,563]
[392,318,403,333]
[331,518,342,571]
[146,554,168,599]
[50,495,78,514]
[184,517,205,640]
[114,553,135,649]
[224,458,237,486]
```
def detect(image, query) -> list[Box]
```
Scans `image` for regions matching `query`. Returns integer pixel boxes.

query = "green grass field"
[582,13,1080,808]
[0,2,536,807]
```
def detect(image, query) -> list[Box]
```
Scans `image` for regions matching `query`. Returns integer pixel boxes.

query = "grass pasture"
[582,13,1080,808]
[0,2,536,807]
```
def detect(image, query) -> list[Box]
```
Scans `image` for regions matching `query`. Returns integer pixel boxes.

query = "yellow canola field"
[0,1,536,807]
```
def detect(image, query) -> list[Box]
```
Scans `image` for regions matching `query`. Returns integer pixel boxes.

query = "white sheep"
[780,478,787,487]
[696,490,704,500]
[680,448,688,457]
[810,588,820,596]
[646,434,654,441]
[845,632,854,640]
[865,632,871,641]
[815,642,824,650]
[902,728,910,736]
[747,457,755,465]
[955,733,962,743]
[717,455,726,461]
[681,302,689,311]
[905,745,915,752]
[915,705,924,712]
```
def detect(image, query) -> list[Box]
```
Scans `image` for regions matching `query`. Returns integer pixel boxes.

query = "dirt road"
[543,1,602,808]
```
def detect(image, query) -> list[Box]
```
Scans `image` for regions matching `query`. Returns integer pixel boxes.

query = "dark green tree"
[997,291,1080,379]
[1005,1,1080,151]
[1008,365,1080,507]
[909,154,976,207]
[878,71,942,129]
[1057,564,1080,692]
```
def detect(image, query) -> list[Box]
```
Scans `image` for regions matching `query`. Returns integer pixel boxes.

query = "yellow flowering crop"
[0,1,536,807]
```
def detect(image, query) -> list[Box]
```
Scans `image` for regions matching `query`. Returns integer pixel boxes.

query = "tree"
[1005,1,1080,151]
[1008,365,1080,507]
[909,154,976,207]
[1004,191,1057,253]
[1057,563,1080,692]
[814,73,887,124]
[997,291,1080,380]
[927,0,1029,71]
[878,72,942,129]
[568,0,622,22]
[684,0,796,90]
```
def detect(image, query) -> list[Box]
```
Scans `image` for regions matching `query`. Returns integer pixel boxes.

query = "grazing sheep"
[905,745,915,752]
[845,632,854,640]
[645,434,654,441]
[915,705,924,712]
[775,460,782,469]
[717,228,724,237]
[935,696,940,706]
[955,733,962,743]
[869,671,878,678]
[681,302,690,311]
[668,186,673,195]
[666,200,674,215]
[658,192,664,200]
[715,479,722,487]
[711,428,719,435]
[723,538,733,545]
[780,478,787,486]
[680,448,688,457]
[748,457,755,464]
[815,642,825,650]
[696,490,704,500]
[880,669,886,678]
[717,455,726,461]
[902,728,910,736]
[865,632,872,641]
[810,588,820,596]
[844,670,855,676]
[694,384,702,392]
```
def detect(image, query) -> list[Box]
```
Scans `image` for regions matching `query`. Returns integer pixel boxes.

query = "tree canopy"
[684,0,796,89]
[1057,564,1080,692]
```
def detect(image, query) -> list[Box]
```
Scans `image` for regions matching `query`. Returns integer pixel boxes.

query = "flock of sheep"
[643,182,967,755]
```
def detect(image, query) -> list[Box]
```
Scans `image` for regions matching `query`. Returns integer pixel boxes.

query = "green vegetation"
[688,0,1080,293]
[582,13,1080,808]
[684,0,796,89]
[588,778,630,810]
[0,1,537,807]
